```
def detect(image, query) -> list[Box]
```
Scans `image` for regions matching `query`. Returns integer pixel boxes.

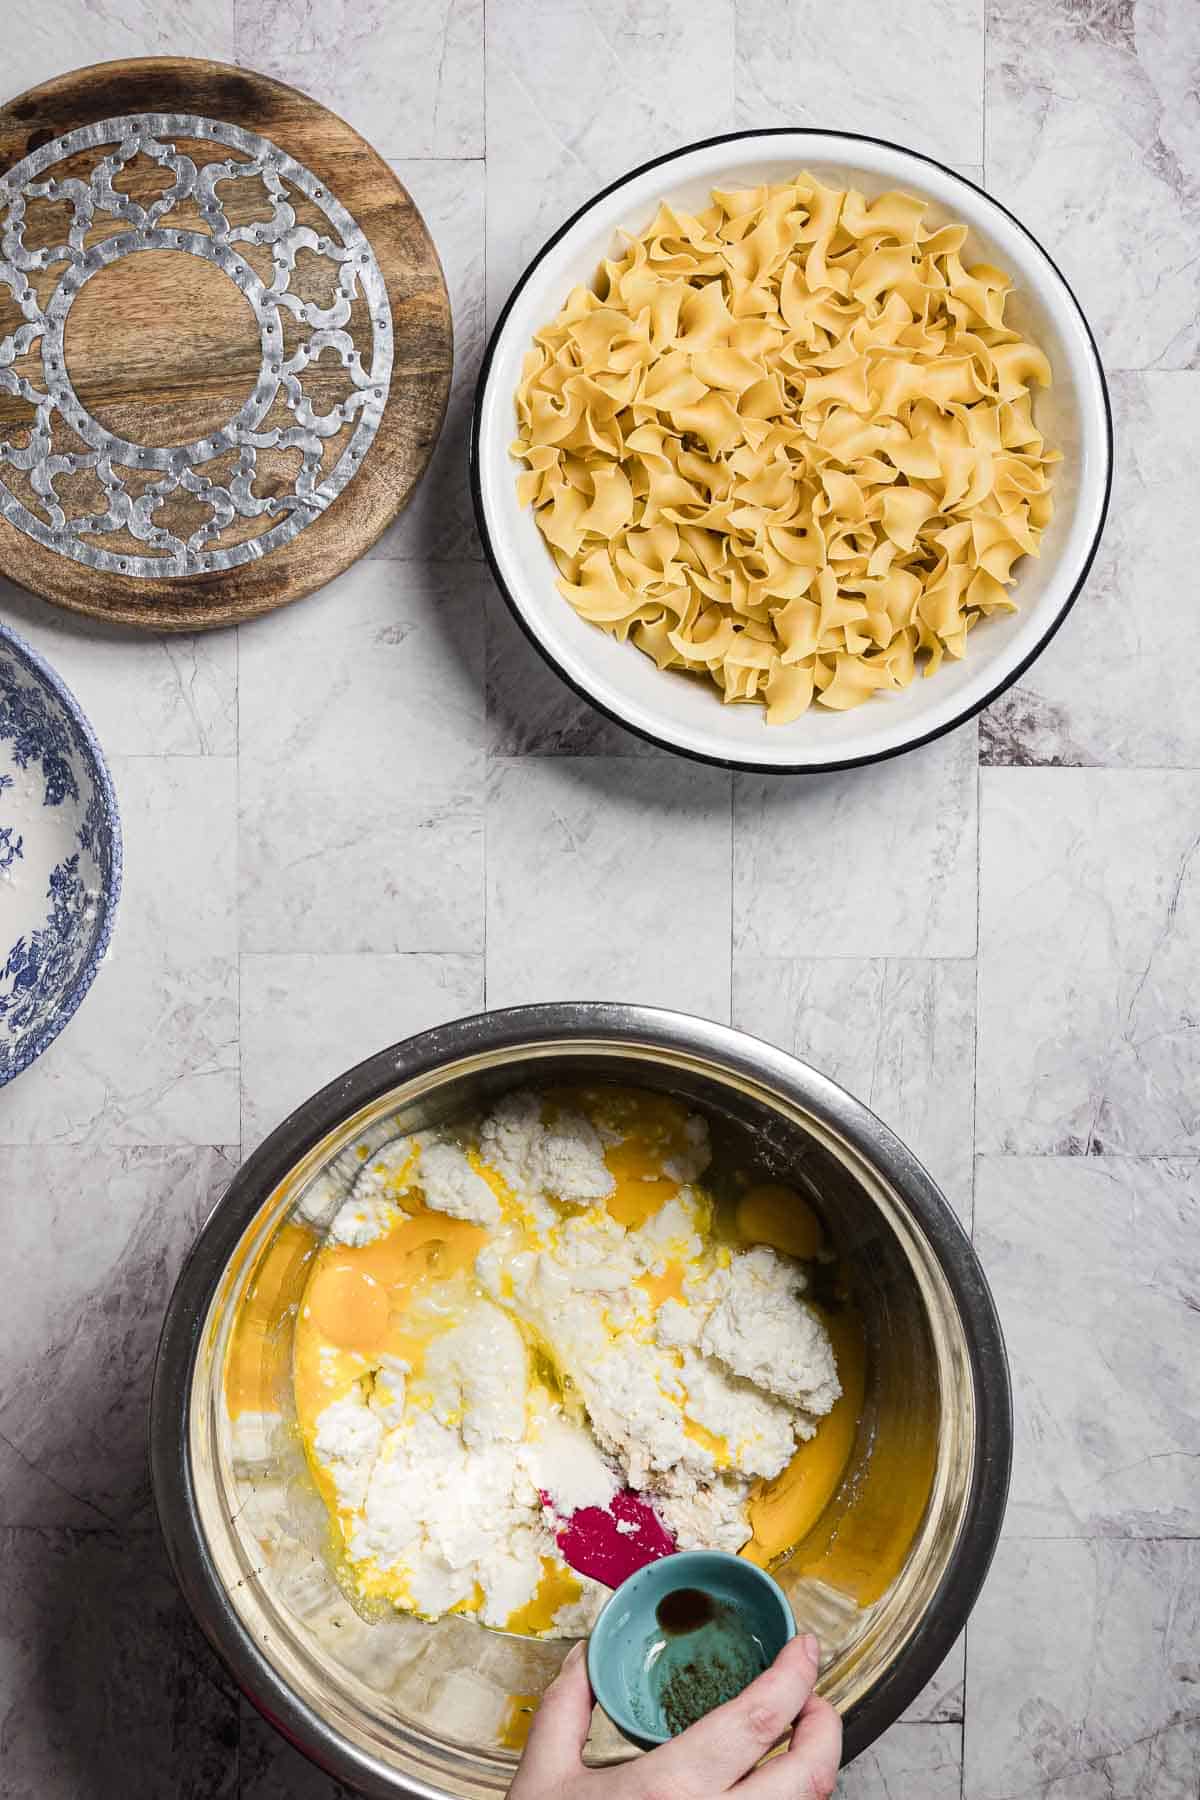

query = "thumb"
[512,1642,594,1790]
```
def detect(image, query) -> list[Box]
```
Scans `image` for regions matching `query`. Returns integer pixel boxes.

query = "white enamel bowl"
[471,130,1112,772]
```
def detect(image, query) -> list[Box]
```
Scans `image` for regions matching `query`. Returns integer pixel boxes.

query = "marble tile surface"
[978,768,1200,1156]
[0,1,236,101]
[0,582,237,756]
[486,755,732,1017]
[0,1147,236,1528]
[986,0,1200,369]
[235,0,483,159]
[734,727,978,960]
[734,956,976,1221]
[840,1723,964,1800]
[0,1527,239,1799]
[737,0,984,165]
[0,756,240,1146]
[486,584,657,757]
[965,1537,1200,1799]
[901,1642,966,1727]
[238,560,486,955]
[981,375,1200,768]
[975,1155,1200,1539]
[1,2,1198,1794]
[369,161,486,564]
[485,0,736,322]
[240,951,483,1150]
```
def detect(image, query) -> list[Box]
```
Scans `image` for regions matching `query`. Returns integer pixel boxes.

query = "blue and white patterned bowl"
[0,623,121,1084]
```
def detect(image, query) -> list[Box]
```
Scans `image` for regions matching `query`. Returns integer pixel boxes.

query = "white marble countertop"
[1,3,1197,1796]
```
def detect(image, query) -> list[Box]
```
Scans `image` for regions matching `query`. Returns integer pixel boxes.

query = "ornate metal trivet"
[0,114,393,577]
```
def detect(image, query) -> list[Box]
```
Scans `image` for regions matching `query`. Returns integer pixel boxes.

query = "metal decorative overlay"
[0,114,393,578]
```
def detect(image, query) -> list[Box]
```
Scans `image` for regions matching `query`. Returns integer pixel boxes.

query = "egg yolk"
[736,1183,825,1260]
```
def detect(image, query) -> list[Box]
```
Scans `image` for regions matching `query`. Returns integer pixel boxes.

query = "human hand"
[509,1632,842,1799]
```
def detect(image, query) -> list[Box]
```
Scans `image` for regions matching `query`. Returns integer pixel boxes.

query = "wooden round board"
[0,58,453,629]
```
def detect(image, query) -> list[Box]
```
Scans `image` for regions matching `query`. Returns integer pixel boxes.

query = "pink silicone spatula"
[541,1487,677,1588]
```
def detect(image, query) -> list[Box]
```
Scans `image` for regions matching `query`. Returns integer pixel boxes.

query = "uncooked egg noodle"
[512,175,1059,723]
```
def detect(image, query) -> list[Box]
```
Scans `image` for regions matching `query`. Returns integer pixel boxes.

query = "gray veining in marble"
[734,727,978,960]
[235,0,483,159]
[485,586,660,758]
[369,160,486,564]
[839,1722,964,1800]
[485,0,736,324]
[0,756,240,1146]
[238,561,486,955]
[975,1155,1200,1539]
[1,0,1199,1793]
[240,952,483,1151]
[738,0,984,165]
[0,1528,239,1799]
[0,1148,237,1527]
[0,1,237,99]
[486,755,733,1017]
[0,580,237,756]
[964,1537,1200,1799]
[900,1642,966,1728]
[734,956,976,1222]
[987,0,1200,370]
[978,768,1200,1156]
[981,375,1200,768]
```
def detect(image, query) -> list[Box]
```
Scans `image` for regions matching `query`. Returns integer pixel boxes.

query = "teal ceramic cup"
[587,1550,798,1750]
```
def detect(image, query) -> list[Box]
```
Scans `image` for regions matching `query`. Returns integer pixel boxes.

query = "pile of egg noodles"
[512,175,1059,724]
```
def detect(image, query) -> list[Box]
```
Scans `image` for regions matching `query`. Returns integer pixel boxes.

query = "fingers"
[509,1641,594,1795]
[735,1690,843,1800]
[646,1633,823,1792]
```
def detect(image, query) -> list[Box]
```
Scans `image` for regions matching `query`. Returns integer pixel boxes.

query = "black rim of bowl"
[151,1002,1012,1790]
[469,126,1114,775]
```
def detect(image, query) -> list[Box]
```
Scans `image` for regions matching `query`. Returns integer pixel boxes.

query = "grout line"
[483,0,489,162]
[236,949,488,962]
[971,747,981,1239]
[491,757,1200,776]
[993,1532,1200,1542]
[981,0,989,177]
[727,773,735,1027]
[981,1149,1200,1163]
[979,764,1200,774]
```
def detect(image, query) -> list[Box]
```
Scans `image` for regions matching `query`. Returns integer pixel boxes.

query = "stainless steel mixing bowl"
[151,1003,1011,1797]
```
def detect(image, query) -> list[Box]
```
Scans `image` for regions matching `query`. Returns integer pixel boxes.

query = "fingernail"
[802,1633,820,1664]
[563,1640,586,1669]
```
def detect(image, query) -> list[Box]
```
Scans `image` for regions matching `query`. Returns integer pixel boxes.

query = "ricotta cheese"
[417,1141,502,1227]
[481,1090,616,1205]
[353,1134,420,1203]
[313,1389,384,1513]
[700,1247,842,1416]
[421,1302,527,1447]
[329,1192,409,1247]
[295,1085,842,1641]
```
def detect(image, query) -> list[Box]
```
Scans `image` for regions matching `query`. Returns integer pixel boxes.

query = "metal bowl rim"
[150,1001,1012,1793]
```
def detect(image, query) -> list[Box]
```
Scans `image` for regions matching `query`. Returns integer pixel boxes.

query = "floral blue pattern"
[0,771,20,871]
[0,627,121,1084]
[0,656,80,807]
